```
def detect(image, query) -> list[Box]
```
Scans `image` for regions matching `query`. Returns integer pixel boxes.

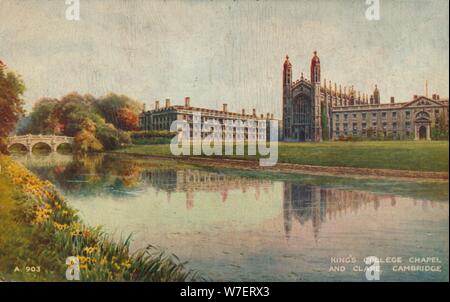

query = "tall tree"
[117,107,139,131]
[0,62,25,153]
[26,97,59,134]
[94,93,142,130]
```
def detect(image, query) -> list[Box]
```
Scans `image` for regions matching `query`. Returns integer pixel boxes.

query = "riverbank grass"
[0,155,199,281]
[117,141,449,172]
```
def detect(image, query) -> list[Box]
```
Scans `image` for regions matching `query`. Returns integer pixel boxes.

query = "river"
[13,152,449,281]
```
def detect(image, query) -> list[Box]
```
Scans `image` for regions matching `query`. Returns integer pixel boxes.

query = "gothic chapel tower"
[310,51,322,141]
[282,55,292,139]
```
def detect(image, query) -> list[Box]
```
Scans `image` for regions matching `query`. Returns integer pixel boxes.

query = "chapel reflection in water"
[282,183,403,240]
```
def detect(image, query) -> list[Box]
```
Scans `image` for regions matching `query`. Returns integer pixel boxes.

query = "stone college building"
[282,52,448,141]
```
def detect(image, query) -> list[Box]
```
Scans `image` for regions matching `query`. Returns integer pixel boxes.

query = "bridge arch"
[8,143,29,152]
[31,142,52,153]
[7,135,75,153]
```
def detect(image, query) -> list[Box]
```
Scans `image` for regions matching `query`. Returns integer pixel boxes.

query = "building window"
[372,112,377,118]
[344,114,348,120]
[405,111,411,119]
[392,111,397,119]
[352,113,357,119]
[362,113,367,119]
[352,123,357,131]
[335,123,340,131]
[362,123,367,129]
[393,122,397,130]
[343,123,348,131]
[335,114,340,121]
[382,122,387,130]
[382,112,387,119]
[405,121,411,129]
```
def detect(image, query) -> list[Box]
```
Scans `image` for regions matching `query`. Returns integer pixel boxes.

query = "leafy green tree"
[74,118,103,153]
[20,97,59,134]
[17,91,138,152]
[51,92,100,136]
[96,123,131,150]
[94,93,142,130]
[431,112,449,140]
[0,62,25,153]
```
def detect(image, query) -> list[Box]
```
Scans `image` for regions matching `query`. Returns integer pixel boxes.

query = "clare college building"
[139,97,276,142]
[282,52,449,141]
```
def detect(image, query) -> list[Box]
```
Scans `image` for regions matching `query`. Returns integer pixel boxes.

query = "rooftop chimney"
[252,108,256,116]
[165,98,171,108]
[185,97,191,108]
[155,100,160,110]
[242,109,245,115]
[266,113,270,119]
[413,95,418,100]
[260,114,264,119]
[270,113,274,119]
[223,103,228,112]
[390,96,395,104]
[432,94,437,100]
[142,103,146,112]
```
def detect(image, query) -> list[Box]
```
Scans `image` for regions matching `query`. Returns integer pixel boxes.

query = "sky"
[1,0,448,117]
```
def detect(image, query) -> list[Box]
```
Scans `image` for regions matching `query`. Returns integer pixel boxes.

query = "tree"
[18,91,138,152]
[0,62,25,153]
[117,107,139,131]
[95,123,132,150]
[52,92,100,136]
[73,118,103,153]
[93,93,142,130]
[20,97,59,134]
[431,112,449,140]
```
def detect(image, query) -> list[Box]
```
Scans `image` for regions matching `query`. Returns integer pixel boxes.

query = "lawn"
[117,141,449,172]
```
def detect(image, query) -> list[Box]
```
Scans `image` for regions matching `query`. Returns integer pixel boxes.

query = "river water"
[14,153,449,281]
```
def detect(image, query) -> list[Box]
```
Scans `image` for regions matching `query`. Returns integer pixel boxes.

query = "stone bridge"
[7,135,74,153]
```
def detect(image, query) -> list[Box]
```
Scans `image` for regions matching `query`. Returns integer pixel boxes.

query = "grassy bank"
[117,141,449,172]
[0,155,199,281]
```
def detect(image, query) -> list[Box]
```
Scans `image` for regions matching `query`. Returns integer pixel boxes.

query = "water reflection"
[283,183,392,240]
[142,169,272,208]
[15,153,444,239]
[13,153,449,281]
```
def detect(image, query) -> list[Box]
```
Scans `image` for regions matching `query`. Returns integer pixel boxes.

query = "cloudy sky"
[1,0,448,116]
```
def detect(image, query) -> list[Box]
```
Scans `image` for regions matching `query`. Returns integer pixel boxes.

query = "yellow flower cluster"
[71,228,91,239]
[53,222,69,231]
[110,256,132,271]
[77,256,97,265]
[83,246,99,254]
[32,206,52,225]
[2,159,62,208]
[76,255,98,270]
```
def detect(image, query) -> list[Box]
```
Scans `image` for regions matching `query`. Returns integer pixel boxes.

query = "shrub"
[130,131,175,145]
